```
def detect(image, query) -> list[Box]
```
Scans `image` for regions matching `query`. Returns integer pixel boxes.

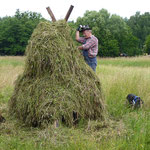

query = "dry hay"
[9,20,106,127]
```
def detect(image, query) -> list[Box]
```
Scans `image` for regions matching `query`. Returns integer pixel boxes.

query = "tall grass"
[98,56,150,67]
[0,57,24,104]
[96,56,150,150]
[97,64,150,118]
[0,56,150,150]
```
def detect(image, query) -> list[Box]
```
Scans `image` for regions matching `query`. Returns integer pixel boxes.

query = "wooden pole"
[46,7,57,22]
[64,5,74,21]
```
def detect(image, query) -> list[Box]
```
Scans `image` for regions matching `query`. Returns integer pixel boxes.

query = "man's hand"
[76,26,80,31]
[76,25,83,32]
[78,46,83,50]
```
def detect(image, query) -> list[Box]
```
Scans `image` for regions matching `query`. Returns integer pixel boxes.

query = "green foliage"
[102,39,119,57]
[76,9,140,57]
[122,34,141,56]
[127,12,150,50]
[1,8,150,57]
[1,9,150,57]
[144,35,150,54]
[0,9,44,55]
[68,21,76,41]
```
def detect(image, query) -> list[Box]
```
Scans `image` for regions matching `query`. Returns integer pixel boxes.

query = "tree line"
[0,9,44,55]
[0,9,150,56]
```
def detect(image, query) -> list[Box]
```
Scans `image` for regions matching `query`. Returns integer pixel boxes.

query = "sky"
[0,0,150,21]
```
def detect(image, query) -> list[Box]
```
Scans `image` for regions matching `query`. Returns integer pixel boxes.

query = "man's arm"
[76,31,85,44]
[82,39,97,50]
[76,32,84,50]
[75,27,85,50]
[76,31,80,41]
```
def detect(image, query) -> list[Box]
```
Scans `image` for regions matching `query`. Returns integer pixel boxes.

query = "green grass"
[0,56,150,150]
[98,56,150,67]
[0,56,25,67]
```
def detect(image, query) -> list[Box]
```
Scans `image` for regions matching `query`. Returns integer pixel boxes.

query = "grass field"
[0,56,150,150]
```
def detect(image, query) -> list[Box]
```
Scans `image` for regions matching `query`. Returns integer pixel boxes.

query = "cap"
[81,25,91,32]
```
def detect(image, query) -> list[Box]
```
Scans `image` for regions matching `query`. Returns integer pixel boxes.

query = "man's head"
[77,25,92,38]
[81,25,92,38]
[82,30,92,38]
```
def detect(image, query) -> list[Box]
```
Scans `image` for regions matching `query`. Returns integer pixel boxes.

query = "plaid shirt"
[77,35,98,58]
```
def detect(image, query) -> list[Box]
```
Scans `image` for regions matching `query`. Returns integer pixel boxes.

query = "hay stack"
[9,20,105,127]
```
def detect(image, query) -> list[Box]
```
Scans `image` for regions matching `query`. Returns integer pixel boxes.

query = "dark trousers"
[84,55,97,72]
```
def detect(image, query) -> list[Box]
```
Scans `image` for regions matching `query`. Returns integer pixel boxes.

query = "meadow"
[0,56,150,150]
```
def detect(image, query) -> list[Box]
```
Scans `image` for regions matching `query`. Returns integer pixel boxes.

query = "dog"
[126,94,144,109]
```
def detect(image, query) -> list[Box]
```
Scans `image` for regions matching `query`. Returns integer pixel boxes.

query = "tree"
[127,12,150,49]
[0,9,44,55]
[102,39,119,57]
[76,9,139,57]
[123,34,141,56]
[144,35,150,54]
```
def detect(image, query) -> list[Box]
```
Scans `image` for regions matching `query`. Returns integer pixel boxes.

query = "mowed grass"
[0,56,150,150]
[0,56,25,67]
[0,57,24,104]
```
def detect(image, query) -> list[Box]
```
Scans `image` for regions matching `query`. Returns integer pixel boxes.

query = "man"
[76,25,98,72]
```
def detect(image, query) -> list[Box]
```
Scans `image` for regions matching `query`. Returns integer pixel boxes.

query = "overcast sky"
[0,0,150,21]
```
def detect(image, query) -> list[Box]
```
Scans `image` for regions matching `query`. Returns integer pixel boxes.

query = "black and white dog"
[126,94,144,109]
